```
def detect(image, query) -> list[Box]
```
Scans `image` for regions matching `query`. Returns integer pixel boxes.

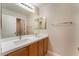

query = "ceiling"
[31,3,48,8]
[2,3,34,15]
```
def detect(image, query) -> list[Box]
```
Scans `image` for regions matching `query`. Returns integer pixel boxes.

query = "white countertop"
[1,31,48,56]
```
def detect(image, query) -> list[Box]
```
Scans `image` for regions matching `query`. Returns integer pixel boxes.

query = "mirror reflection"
[1,3,47,39]
[33,16,47,35]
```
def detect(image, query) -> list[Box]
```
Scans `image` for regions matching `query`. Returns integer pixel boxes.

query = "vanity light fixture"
[16,3,35,13]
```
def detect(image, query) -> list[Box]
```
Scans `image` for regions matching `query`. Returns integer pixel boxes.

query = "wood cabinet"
[6,37,48,56]
[7,47,29,56]
[38,39,44,56]
[28,42,38,56]
[43,38,48,55]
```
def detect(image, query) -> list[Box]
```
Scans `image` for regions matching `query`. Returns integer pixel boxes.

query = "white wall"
[2,15,16,38]
[39,4,77,55]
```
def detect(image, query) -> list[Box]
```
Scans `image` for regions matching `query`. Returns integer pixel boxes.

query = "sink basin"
[14,35,37,46]
[14,39,30,45]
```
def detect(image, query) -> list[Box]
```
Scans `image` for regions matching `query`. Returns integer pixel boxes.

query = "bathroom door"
[16,18,21,36]
[16,18,25,36]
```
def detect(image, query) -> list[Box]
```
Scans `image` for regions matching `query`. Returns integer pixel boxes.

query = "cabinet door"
[43,38,48,55]
[38,40,44,56]
[7,47,29,56]
[28,42,38,56]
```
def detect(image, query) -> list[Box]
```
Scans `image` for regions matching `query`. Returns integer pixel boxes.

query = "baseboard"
[47,50,61,56]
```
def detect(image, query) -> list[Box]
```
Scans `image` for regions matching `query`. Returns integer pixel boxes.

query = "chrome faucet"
[35,33,38,37]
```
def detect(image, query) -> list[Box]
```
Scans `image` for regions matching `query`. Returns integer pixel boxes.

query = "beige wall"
[39,4,77,55]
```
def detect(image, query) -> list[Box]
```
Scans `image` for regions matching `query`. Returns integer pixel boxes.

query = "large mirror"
[1,3,29,39]
[1,3,47,39]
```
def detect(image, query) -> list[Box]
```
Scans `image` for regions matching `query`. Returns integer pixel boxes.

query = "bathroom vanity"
[7,37,48,56]
[1,34,48,56]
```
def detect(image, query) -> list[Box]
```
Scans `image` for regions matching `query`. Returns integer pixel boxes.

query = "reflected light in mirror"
[16,3,35,13]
